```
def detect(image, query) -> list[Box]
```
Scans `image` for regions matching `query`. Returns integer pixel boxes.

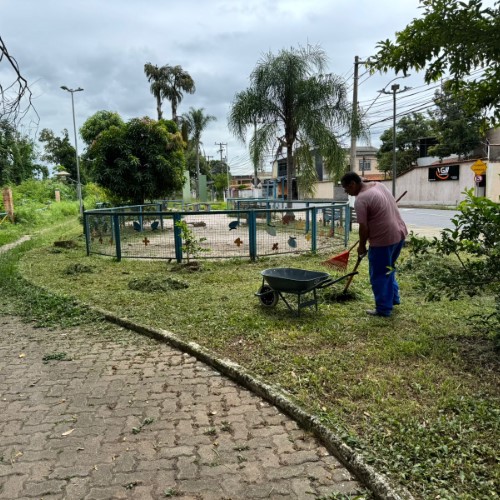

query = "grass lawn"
[2,218,499,499]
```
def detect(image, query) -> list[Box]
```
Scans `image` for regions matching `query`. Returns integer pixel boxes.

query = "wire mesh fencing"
[84,202,351,262]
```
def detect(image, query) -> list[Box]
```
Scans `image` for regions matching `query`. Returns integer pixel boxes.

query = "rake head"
[321,250,350,269]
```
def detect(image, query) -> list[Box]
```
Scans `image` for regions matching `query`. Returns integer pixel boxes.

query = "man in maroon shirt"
[341,172,408,317]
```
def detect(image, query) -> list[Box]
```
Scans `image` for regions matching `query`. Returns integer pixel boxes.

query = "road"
[399,208,459,238]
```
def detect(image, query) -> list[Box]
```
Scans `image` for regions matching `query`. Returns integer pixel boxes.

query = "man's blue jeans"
[368,239,405,316]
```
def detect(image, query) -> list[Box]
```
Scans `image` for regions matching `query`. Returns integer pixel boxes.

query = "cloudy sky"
[2,0,436,175]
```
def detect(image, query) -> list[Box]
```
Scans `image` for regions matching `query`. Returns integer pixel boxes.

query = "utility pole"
[215,142,229,200]
[379,83,411,196]
[350,56,366,172]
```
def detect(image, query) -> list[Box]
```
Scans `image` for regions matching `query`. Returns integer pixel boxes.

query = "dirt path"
[0,235,31,254]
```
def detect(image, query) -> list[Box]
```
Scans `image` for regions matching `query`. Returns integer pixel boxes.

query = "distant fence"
[84,201,351,262]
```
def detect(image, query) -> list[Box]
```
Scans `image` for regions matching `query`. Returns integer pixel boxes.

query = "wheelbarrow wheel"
[258,285,279,308]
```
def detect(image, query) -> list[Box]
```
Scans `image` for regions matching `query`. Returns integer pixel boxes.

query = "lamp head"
[60,86,84,92]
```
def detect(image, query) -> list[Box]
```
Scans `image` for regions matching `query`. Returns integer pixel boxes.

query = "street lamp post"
[60,86,84,215]
[378,80,411,197]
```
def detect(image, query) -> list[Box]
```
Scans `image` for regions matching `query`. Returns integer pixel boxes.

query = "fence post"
[248,210,257,261]
[84,213,91,256]
[173,213,183,263]
[113,214,121,261]
[311,207,317,253]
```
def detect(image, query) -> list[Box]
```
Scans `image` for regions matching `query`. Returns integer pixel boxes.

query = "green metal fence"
[84,202,350,262]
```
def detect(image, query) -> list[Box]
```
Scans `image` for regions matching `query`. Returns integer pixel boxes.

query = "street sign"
[471,159,487,175]
[475,175,483,184]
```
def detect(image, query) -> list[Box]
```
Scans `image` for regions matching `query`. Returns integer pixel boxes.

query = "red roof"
[361,173,386,181]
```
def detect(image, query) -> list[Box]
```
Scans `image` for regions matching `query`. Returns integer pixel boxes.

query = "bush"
[11,178,75,205]
[0,179,81,245]
[408,189,500,347]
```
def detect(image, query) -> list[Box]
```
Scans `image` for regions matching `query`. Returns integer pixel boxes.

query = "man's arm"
[358,222,369,256]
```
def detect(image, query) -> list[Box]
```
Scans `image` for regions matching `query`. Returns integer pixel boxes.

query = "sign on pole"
[471,159,487,175]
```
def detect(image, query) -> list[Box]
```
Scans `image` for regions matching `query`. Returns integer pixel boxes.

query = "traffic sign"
[475,175,483,184]
[471,159,487,175]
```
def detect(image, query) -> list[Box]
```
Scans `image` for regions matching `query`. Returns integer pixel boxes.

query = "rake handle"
[342,253,366,294]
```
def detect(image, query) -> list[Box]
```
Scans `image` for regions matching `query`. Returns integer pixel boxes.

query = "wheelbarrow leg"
[279,293,295,314]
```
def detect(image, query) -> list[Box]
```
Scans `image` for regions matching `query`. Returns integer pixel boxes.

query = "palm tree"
[144,63,196,123]
[183,107,216,197]
[164,66,196,123]
[144,62,169,120]
[228,45,355,201]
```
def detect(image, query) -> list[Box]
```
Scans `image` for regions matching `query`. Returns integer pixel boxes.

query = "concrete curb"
[96,308,414,500]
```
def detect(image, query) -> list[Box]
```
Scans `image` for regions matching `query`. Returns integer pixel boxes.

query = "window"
[359,159,371,171]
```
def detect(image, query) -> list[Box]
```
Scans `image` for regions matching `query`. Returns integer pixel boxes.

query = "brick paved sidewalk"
[0,316,363,499]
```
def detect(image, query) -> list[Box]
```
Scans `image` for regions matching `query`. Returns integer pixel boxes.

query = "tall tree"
[0,120,38,185]
[182,107,216,196]
[428,82,483,159]
[144,63,169,120]
[228,44,353,201]
[38,128,79,180]
[164,65,196,123]
[144,63,195,122]
[377,112,433,175]
[88,117,185,204]
[370,0,500,126]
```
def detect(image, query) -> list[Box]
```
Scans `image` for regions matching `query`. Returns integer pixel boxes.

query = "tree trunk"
[286,143,293,209]
[156,95,162,121]
[172,100,178,123]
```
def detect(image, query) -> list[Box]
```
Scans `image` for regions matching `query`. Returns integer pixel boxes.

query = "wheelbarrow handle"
[316,272,359,289]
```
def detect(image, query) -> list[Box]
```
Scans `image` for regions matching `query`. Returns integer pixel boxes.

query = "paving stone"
[0,315,364,499]
[23,479,66,497]
[0,474,25,499]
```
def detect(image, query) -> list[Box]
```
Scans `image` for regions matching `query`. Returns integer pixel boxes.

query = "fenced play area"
[84,199,351,262]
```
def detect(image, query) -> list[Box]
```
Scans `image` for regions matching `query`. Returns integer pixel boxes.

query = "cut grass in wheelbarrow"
[255,267,358,315]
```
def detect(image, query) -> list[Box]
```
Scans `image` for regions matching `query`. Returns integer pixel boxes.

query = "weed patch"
[64,263,94,275]
[42,352,70,363]
[128,276,189,292]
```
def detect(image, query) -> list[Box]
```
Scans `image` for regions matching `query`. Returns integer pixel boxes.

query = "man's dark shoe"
[366,309,390,317]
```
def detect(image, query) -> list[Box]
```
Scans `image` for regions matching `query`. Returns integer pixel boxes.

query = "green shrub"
[408,189,500,347]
